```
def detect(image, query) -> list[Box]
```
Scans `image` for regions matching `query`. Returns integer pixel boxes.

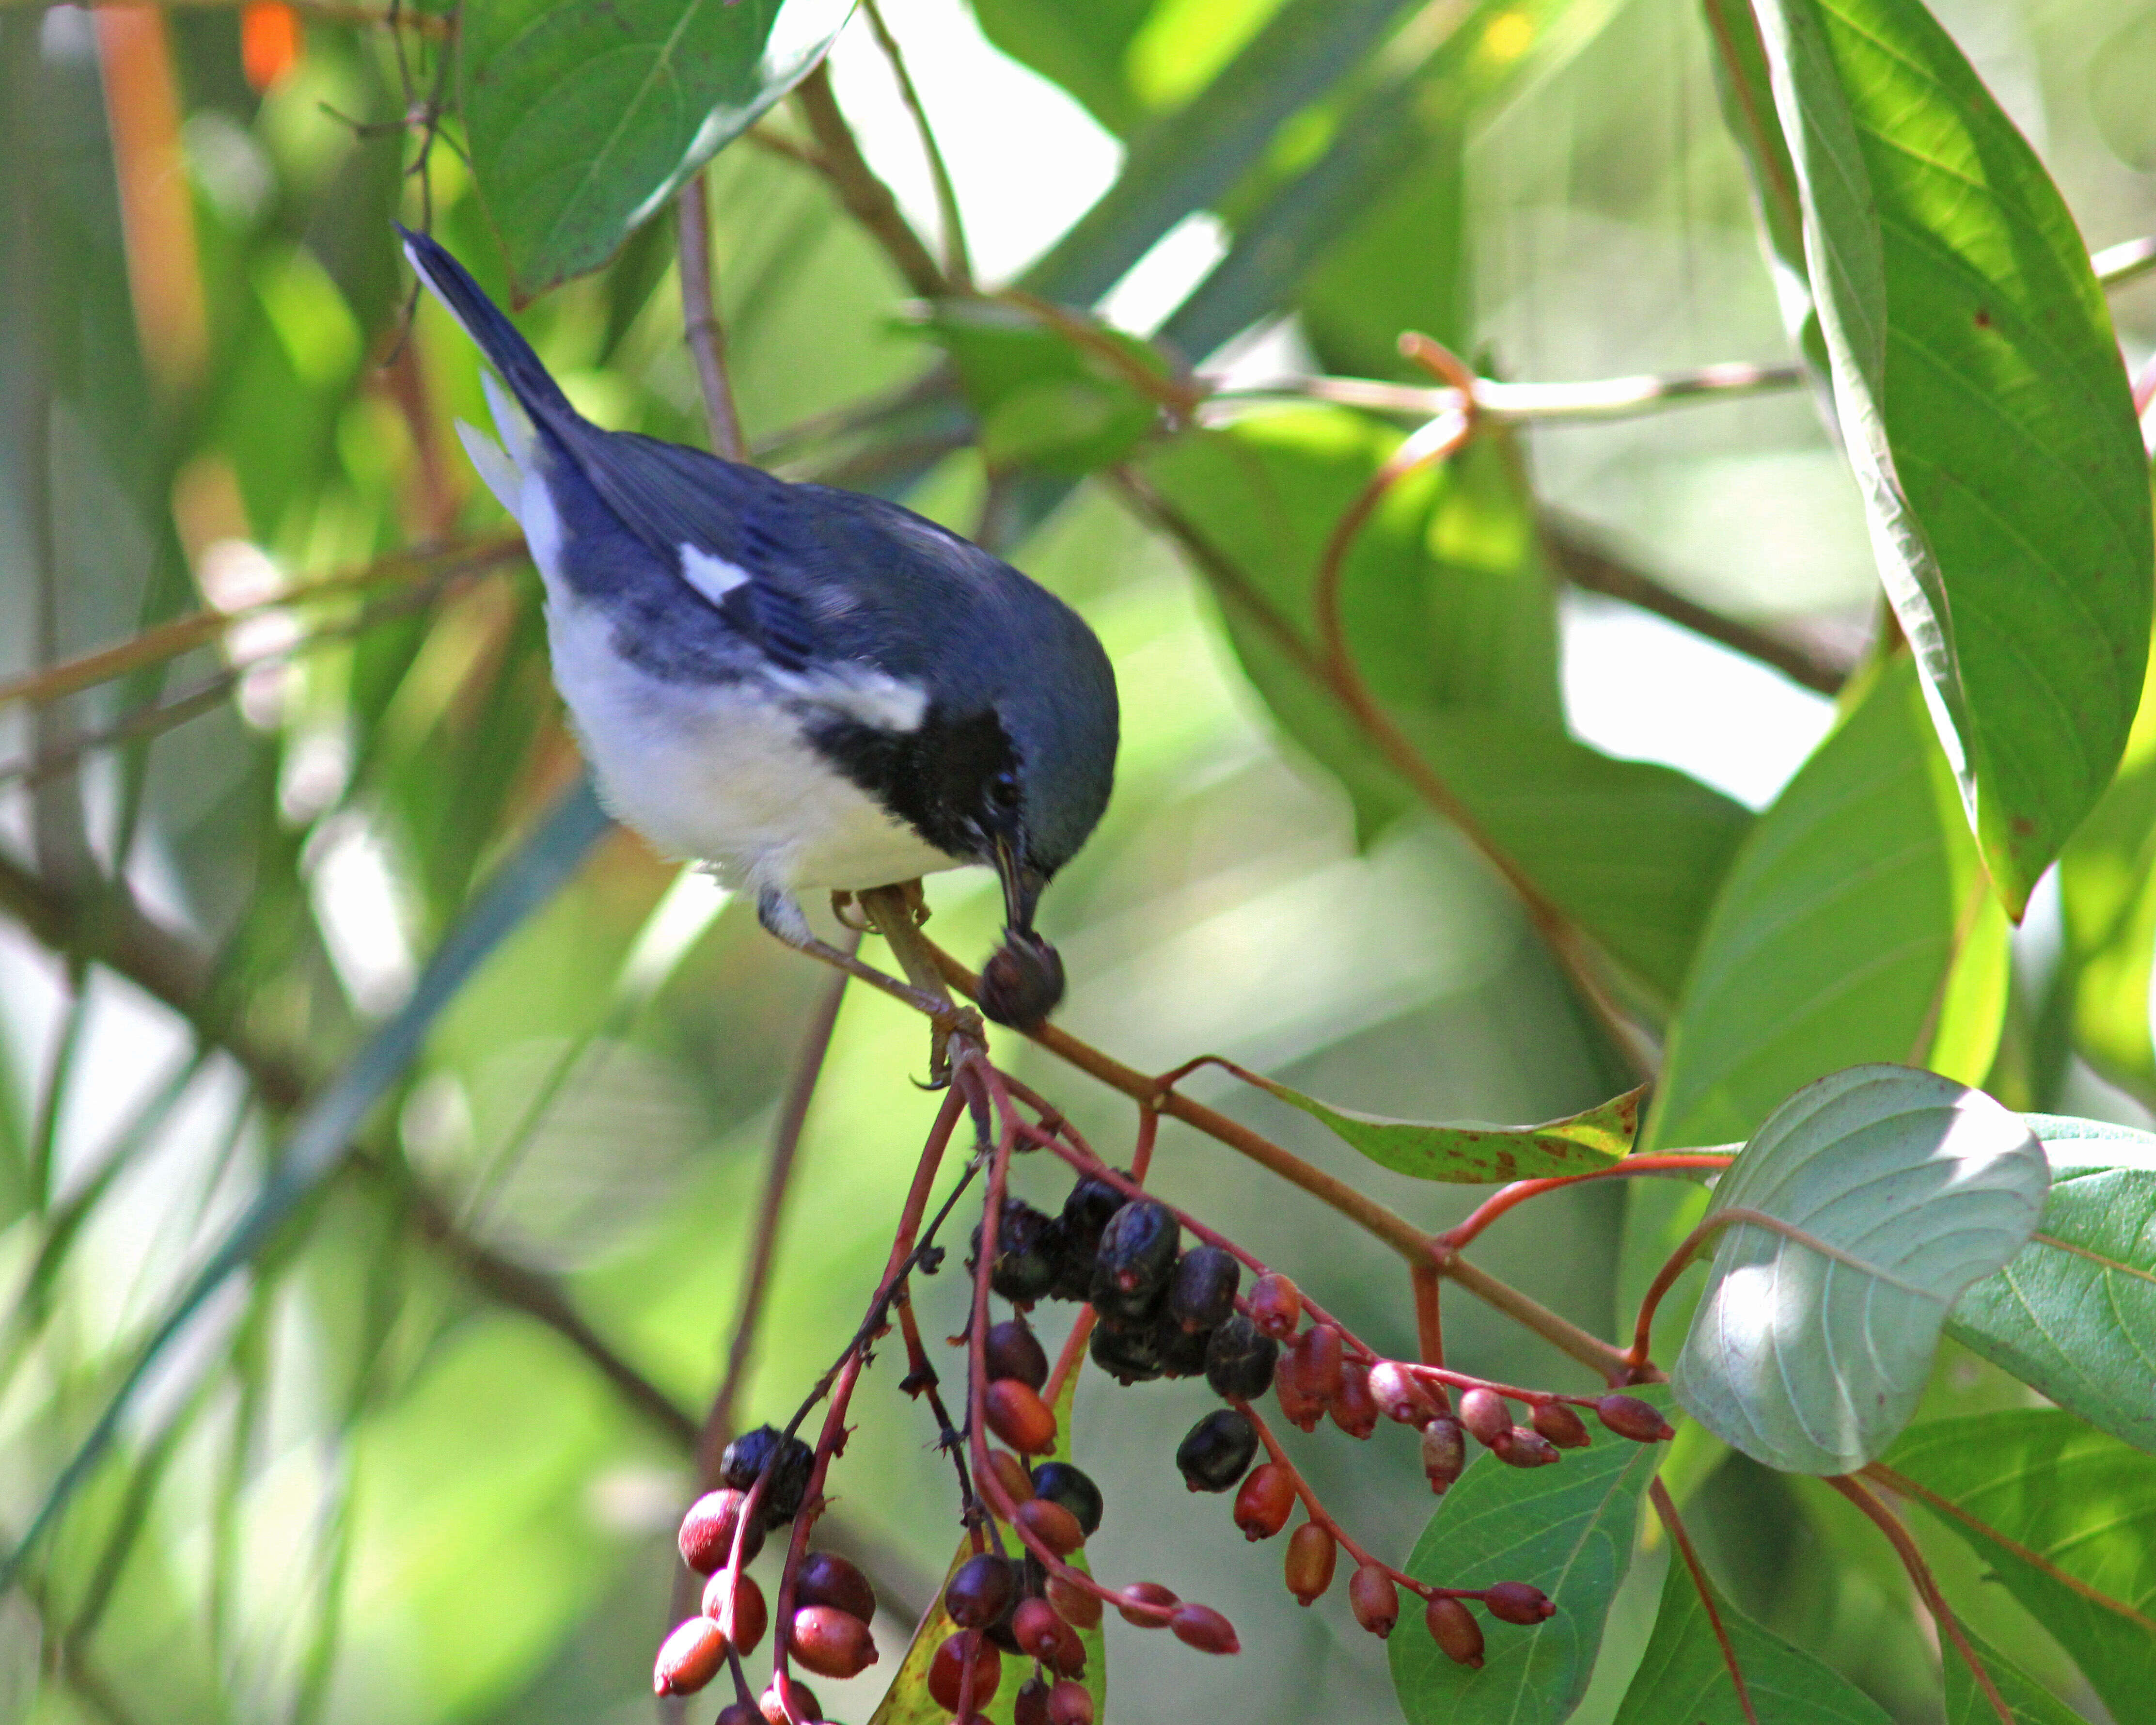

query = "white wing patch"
[772,665,929,732]
[679,544,752,606]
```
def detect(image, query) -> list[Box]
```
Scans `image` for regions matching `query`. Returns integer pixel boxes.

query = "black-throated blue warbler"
[399,228,1117,1026]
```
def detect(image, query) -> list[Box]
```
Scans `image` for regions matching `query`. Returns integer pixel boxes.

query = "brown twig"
[677,171,749,462]
[1540,513,1854,696]
[1439,1154,1734,1251]
[791,63,947,300]
[1826,1475,2013,1725]
[1650,1478,1759,1725]
[859,0,972,290]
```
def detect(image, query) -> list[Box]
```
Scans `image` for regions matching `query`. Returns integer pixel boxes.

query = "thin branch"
[2094,234,2156,289]
[790,62,948,300]
[1439,1154,1734,1251]
[1212,359,1806,426]
[1826,1475,2013,1725]
[1650,1478,1759,1725]
[1541,513,1855,695]
[677,171,749,462]
[695,946,855,1481]
[860,0,971,290]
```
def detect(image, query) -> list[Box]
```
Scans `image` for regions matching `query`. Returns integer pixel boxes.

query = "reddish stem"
[1441,1155,1733,1252]
[1650,1478,1758,1725]
[1411,1262,1445,1375]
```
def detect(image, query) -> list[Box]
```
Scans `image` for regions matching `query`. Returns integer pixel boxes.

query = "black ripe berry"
[944,1552,1019,1630]
[1028,1460,1105,1536]
[984,1317,1050,1391]
[1153,1311,1213,1378]
[1049,1175,1129,1300]
[1089,1316,1165,1384]
[718,1425,814,1529]
[1090,1199,1179,1323]
[1203,1313,1278,1401]
[1176,1408,1260,1492]
[976,1198,1062,1304]
[1166,1246,1241,1332]
[978,933,1065,1029]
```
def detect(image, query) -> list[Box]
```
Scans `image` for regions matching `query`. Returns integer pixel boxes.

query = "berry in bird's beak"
[979,932,1065,1028]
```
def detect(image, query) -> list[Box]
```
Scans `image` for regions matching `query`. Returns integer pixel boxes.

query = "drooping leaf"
[1645,658,2011,1155]
[1744,0,2154,911]
[459,0,856,298]
[1244,1072,1643,1182]
[1390,1390,1667,1725]
[1884,1411,2156,1725]
[1948,1114,2156,1455]
[1611,1527,1892,1725]
[867,1364,1104,1725]
[1671,1064,2047,1474]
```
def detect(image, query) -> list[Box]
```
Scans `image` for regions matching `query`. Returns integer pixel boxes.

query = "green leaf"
[966,0,1156,137]
[1944,1631,2089,1725]
[1746,0,2154,912]
[1646,659,2011,1155]
[1672,1064,2047,1474]
[1885,1410,2156,1725]
[921,301,1162,477]
[1612,1530,1891,1725]
[1390,1390,1667,1725]
[1947,1114,2156,1454]
[459,0,855,298]
[0,777,613,1594]
[866,1367,1104,1725]
[1140,407,1751,1008]
[1245,1072,1643,1181]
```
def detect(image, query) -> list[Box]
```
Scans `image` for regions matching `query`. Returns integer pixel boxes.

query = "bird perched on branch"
[399,226,1117,1029]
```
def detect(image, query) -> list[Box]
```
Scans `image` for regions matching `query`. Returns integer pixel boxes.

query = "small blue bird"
[400,228,1117,1025]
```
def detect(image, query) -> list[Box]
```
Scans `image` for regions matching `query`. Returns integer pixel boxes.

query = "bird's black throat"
[809,705,1020,873]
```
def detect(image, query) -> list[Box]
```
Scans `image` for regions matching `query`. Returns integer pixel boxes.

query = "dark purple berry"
[1203,1314,1277,1402]
[975,1198,1061,1304]
[944,1553,1019,1629]
[979,934,1065,1029]
[1089,1315,1165,1383]
[1166,1246,1241,1332]
[1153,1310,1213,1377]
[1176,1409,1259,1492]
[1090,1199,1179,1323]
[1028,1461,1104,1535]
[985,1317,1050,1390]
[719,1425,814,1529]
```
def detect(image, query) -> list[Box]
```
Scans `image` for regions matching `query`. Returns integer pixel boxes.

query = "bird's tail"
[396,224,576,429]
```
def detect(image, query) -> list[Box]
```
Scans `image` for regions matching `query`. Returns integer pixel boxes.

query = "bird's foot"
[760,887,977,1078]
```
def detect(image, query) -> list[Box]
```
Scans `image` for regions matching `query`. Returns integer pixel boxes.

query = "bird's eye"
[989,771,1022,811]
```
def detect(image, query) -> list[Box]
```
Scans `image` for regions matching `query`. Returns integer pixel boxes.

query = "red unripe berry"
[1047,1574,1102,1629]
[987,1448,1036,1506]
[1016,1495,1086,1556]
[1048,1613,1087,1677]
[1233,1462,1296,1540]
[1597,1393,1675,1442]
[1014,1676,1053,1725]
[1292,1324,1345,1401]
[1459,1387,1512,1448]
[1048,1678,1096,1725]
[1117,1582,1179,1626]
[1349,1563,1400,1637]
[1330,1358,1380,1439]
[1273,1348,1327,1431]
[1368,1361,1437,1425]
[796,1551,876,1622]
[1426,1596,1485,1667]
[1169,1603,1241,1654]
[1484,1581,1556,1625]
[756,1677,819,1725]
[928,1631,1002,1709]
[1284,1521,1337,1605]
[944,1552,1018,1630]
[985,1378,1058,1454]
[1248,1271,1302,1338]
[1498,1427,1561,1468]
[1531,1403,1591,1448]
[678,1488,765,1573]
[1012,1597,1066,1661]
[699,1570,769,1654]
[653,1616,726,1695]
[1421,1417,1466,1492]
[787,1604,878,1679]
[985,1317,1051,1390]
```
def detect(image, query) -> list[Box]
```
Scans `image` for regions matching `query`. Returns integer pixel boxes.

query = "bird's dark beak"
[991,834,1045,939]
